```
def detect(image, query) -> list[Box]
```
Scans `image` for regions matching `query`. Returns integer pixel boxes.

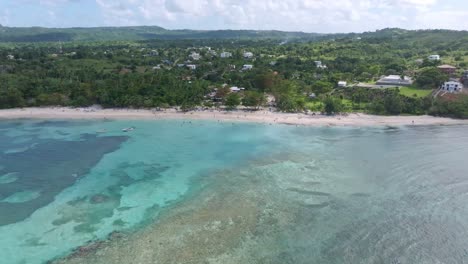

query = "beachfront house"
[243,52,254,59]
[242,64,253,71]
[376,75,413,86]
[220,52,232,58]
[440,81,464,93]
[428,55,440,61]
[186,64,197,70]
[338,81,347,87]
[438,65,457,75]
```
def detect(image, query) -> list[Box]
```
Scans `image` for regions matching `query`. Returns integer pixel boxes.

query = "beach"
[0,107,467,127]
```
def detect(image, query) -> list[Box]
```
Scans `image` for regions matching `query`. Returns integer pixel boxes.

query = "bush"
[225,93,241,110]
[323,97,343,115]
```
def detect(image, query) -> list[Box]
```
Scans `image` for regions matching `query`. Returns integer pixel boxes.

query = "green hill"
[0,25,324,42]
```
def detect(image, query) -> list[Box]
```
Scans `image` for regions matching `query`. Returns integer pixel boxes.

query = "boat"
[122,127,135,132]
[96,129,107,133]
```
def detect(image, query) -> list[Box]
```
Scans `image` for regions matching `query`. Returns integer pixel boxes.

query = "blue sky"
[0,0,467,33]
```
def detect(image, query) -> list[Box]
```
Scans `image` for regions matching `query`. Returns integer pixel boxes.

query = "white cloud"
[414,9,468,30]
[0,9,11,26]
[12,0,466,32]
[95,0,138,25]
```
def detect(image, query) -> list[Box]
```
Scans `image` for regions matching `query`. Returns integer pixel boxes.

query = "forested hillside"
[1,28,467,117]
[0,25,324,42]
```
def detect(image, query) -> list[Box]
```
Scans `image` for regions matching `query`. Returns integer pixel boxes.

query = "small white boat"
[122,127,135,132]
[96,129,107,133]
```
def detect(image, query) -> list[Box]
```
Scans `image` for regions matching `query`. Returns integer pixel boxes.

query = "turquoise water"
[1,120,468,264]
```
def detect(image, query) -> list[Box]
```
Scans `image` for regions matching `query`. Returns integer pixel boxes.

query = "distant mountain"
[0,26,466,43]
[0,26,324,42]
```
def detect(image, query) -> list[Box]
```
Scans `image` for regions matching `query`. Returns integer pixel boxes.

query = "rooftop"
[438,65,457,69]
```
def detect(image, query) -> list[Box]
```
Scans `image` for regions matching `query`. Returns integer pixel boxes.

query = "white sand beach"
[0,107,467,127]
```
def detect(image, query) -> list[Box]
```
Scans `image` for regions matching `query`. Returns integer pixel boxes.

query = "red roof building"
[438,65,457,75]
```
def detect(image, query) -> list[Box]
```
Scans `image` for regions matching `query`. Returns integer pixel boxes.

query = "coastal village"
[1,29,468,117]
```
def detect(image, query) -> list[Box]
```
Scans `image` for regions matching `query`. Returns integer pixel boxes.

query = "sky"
[0,0,467,33]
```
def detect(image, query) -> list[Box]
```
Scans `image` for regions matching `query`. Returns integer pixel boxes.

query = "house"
[149,50,159,56]
[186,64,197,70]
[220,52,232,58]
[314,61,327,69]
[6,55,14,60]
[338,81,347,87]
[152,65,161,70]
[242,64,253,70]
[209,50,217,56]
[428,55,440,61]
[437,64,457,75]
[243,52,254,59]
[230,87,245,93]
[270,61,277,66]
[376,75,413,86]
[440,81,463,93]
[308,93,316,99]
[189,52,201,60]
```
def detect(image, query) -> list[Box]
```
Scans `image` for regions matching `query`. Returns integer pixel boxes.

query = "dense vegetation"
[0,25,324,42]
[1,27,467,117]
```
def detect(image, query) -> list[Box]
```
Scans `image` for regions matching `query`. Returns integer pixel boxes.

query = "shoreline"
[0,107,467,127]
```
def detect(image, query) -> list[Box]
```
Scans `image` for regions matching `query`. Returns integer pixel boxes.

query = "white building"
[230,87,245,93]
[440,81,463,93]
[243,52,254,59]
[376,75,413,86]
[242,64,253,70]
[186,64,197,70]
[428,55,440,61]
[338,81,347,87]
[189,52,201,60]
[314,61,327,69]
[220,52,232,58]
[152,65,161,70]
[6,55,14,60]
[209,50,217,56]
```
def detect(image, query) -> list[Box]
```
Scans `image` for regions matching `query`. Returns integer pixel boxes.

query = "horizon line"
[1,24,467,35]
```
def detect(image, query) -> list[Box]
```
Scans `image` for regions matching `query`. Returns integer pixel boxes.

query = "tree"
[242,91,266,109]
[0,87,25,109]
[323,97,343,115]
[415,67,449,89]
[225,93,241,110]
[384,94,403,115]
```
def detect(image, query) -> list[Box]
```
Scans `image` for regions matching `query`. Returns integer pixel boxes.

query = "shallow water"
[1,120,468,264]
